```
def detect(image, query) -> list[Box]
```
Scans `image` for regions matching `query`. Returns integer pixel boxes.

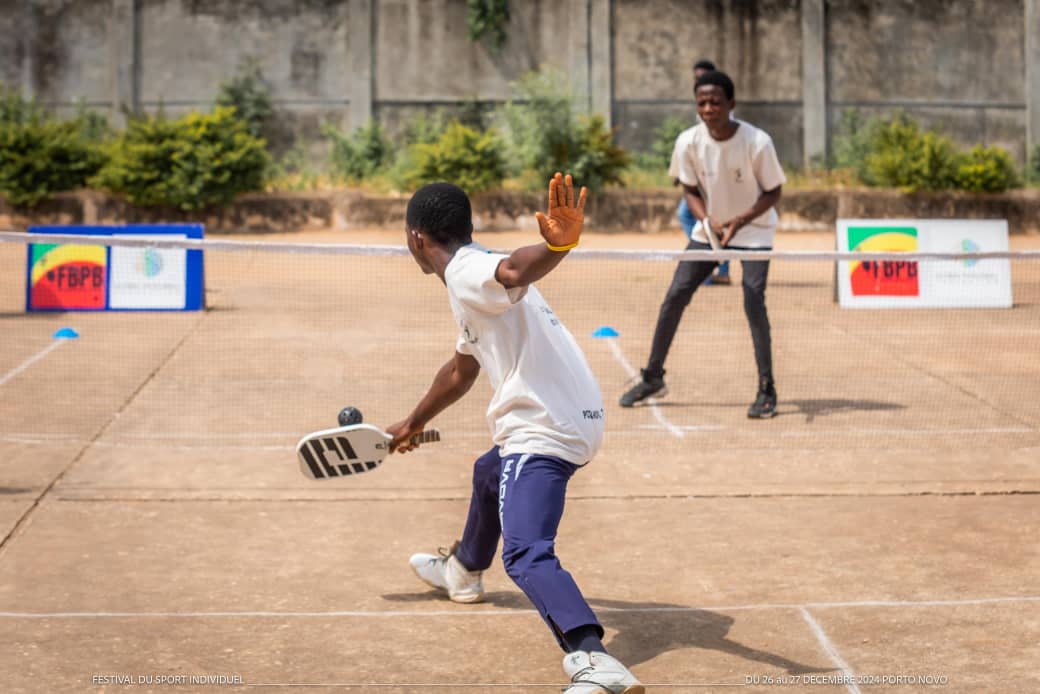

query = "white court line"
[103,431,494,440]
[780,427,1035,438]
[0,339,67,387]
[1,430,496,448]
[103,431,495,440]
[625,425,1036,438]
[799,607,862,694]
[636,424,725,432]
[111,432,304,440]
[0,433,83,445]
[2,594,1037,619]
[603,338,685,439]
[92,441,293,452]
[806,596,1040,609]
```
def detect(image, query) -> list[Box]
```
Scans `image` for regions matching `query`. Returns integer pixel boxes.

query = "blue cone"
[53,327,79,339]
[592,326,619,338]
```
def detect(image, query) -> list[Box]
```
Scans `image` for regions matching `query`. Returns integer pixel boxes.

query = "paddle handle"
[408,429,441,445]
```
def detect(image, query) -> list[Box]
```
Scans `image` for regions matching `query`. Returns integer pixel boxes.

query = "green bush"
[95,107,269,210]
[456,97,490,132]
[954,145,1021,193]
[215,60,273,139]
[0,90,109,207]
[382,112,450,191]
[833,111,1020,193]
[407,120,506,194]
[466,0,511,54]
[864,115,960,192]
[265,143,331,192]
[496,67,629,191]
[324,120,395,181]
[566,115,630,191]
[402,110,450,146]
[629,115,687,185]
[0,117,109,206]
[831,109,879,184]
[1029,144,1040,185]
[649,115,688,170]
[71,100,111,143]
[497,69,571,174]
[0,86,44,125]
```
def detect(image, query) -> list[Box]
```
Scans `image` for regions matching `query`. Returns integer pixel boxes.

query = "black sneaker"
[747,380,777,419]
[619,370,668,407]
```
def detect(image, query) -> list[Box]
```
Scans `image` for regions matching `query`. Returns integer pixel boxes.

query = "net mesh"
[2,232,1038,498]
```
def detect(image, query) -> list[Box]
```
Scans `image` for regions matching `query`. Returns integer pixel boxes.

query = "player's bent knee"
[501,539,557,580]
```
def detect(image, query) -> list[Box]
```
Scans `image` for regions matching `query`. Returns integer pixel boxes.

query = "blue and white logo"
[136,248,164,277]
[960,239,979,268]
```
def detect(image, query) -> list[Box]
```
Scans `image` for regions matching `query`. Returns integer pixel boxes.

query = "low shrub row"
[0,87,269,210]
[318,69,629,195]
[3,74,1037,210]
[832,111,1022,193]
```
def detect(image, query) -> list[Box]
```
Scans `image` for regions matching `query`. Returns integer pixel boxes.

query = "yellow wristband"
[546,240,579,252]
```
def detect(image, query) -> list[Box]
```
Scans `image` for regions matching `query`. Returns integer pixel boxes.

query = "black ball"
[337,406,363,427]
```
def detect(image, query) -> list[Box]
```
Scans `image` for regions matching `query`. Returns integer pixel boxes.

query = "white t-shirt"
[669,119,786,248]
[445,243,604,464]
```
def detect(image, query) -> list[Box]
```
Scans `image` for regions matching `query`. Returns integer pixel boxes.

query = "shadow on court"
[648,398,905,424]
[780,398,906,423]
[383,591,834,675]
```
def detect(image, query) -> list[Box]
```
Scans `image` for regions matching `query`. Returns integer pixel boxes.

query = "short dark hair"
[406,182,473,246]
[692,59,716,72]
[694,70,735,100]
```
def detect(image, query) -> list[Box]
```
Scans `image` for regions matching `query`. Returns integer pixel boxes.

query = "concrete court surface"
[0,229,1038,693]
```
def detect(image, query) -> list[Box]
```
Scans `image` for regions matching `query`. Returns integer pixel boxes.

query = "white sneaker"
[408,542,485,604]
[563,651,644,694]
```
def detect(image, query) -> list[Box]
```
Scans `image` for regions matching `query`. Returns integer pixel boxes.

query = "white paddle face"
[296,424,390,480]
[295,424,441,480]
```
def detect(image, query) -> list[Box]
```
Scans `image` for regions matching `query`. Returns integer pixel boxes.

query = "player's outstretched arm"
[495,172,588,289]
[386,351,480,453]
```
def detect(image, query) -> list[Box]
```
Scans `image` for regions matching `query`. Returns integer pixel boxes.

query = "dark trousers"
[646,240,773,383]
[454,446,602,651]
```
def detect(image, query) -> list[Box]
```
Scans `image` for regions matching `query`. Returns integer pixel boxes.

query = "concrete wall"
[371,0,590,135]
[10,0,111,110]
[1,0,1038,167]
[136,0,351,154]
[826,0,1027,163]
[613,0,804,164]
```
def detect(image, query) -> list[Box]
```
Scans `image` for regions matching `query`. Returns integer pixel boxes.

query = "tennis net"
[2,231,1038,497]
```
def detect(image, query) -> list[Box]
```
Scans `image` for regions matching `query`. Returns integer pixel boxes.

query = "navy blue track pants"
[452,446,602,649]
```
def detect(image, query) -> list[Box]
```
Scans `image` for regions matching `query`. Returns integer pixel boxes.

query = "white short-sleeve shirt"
[444,243,605,464]
[670,120,786,248]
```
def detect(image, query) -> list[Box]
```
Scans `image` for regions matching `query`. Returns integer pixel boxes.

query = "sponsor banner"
[28,241,108,310]
[25,225,204,312]
[837,219,1012,309]
[109,235,188,309]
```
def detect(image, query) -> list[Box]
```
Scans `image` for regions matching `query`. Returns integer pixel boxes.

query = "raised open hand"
[535,172,588,251]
